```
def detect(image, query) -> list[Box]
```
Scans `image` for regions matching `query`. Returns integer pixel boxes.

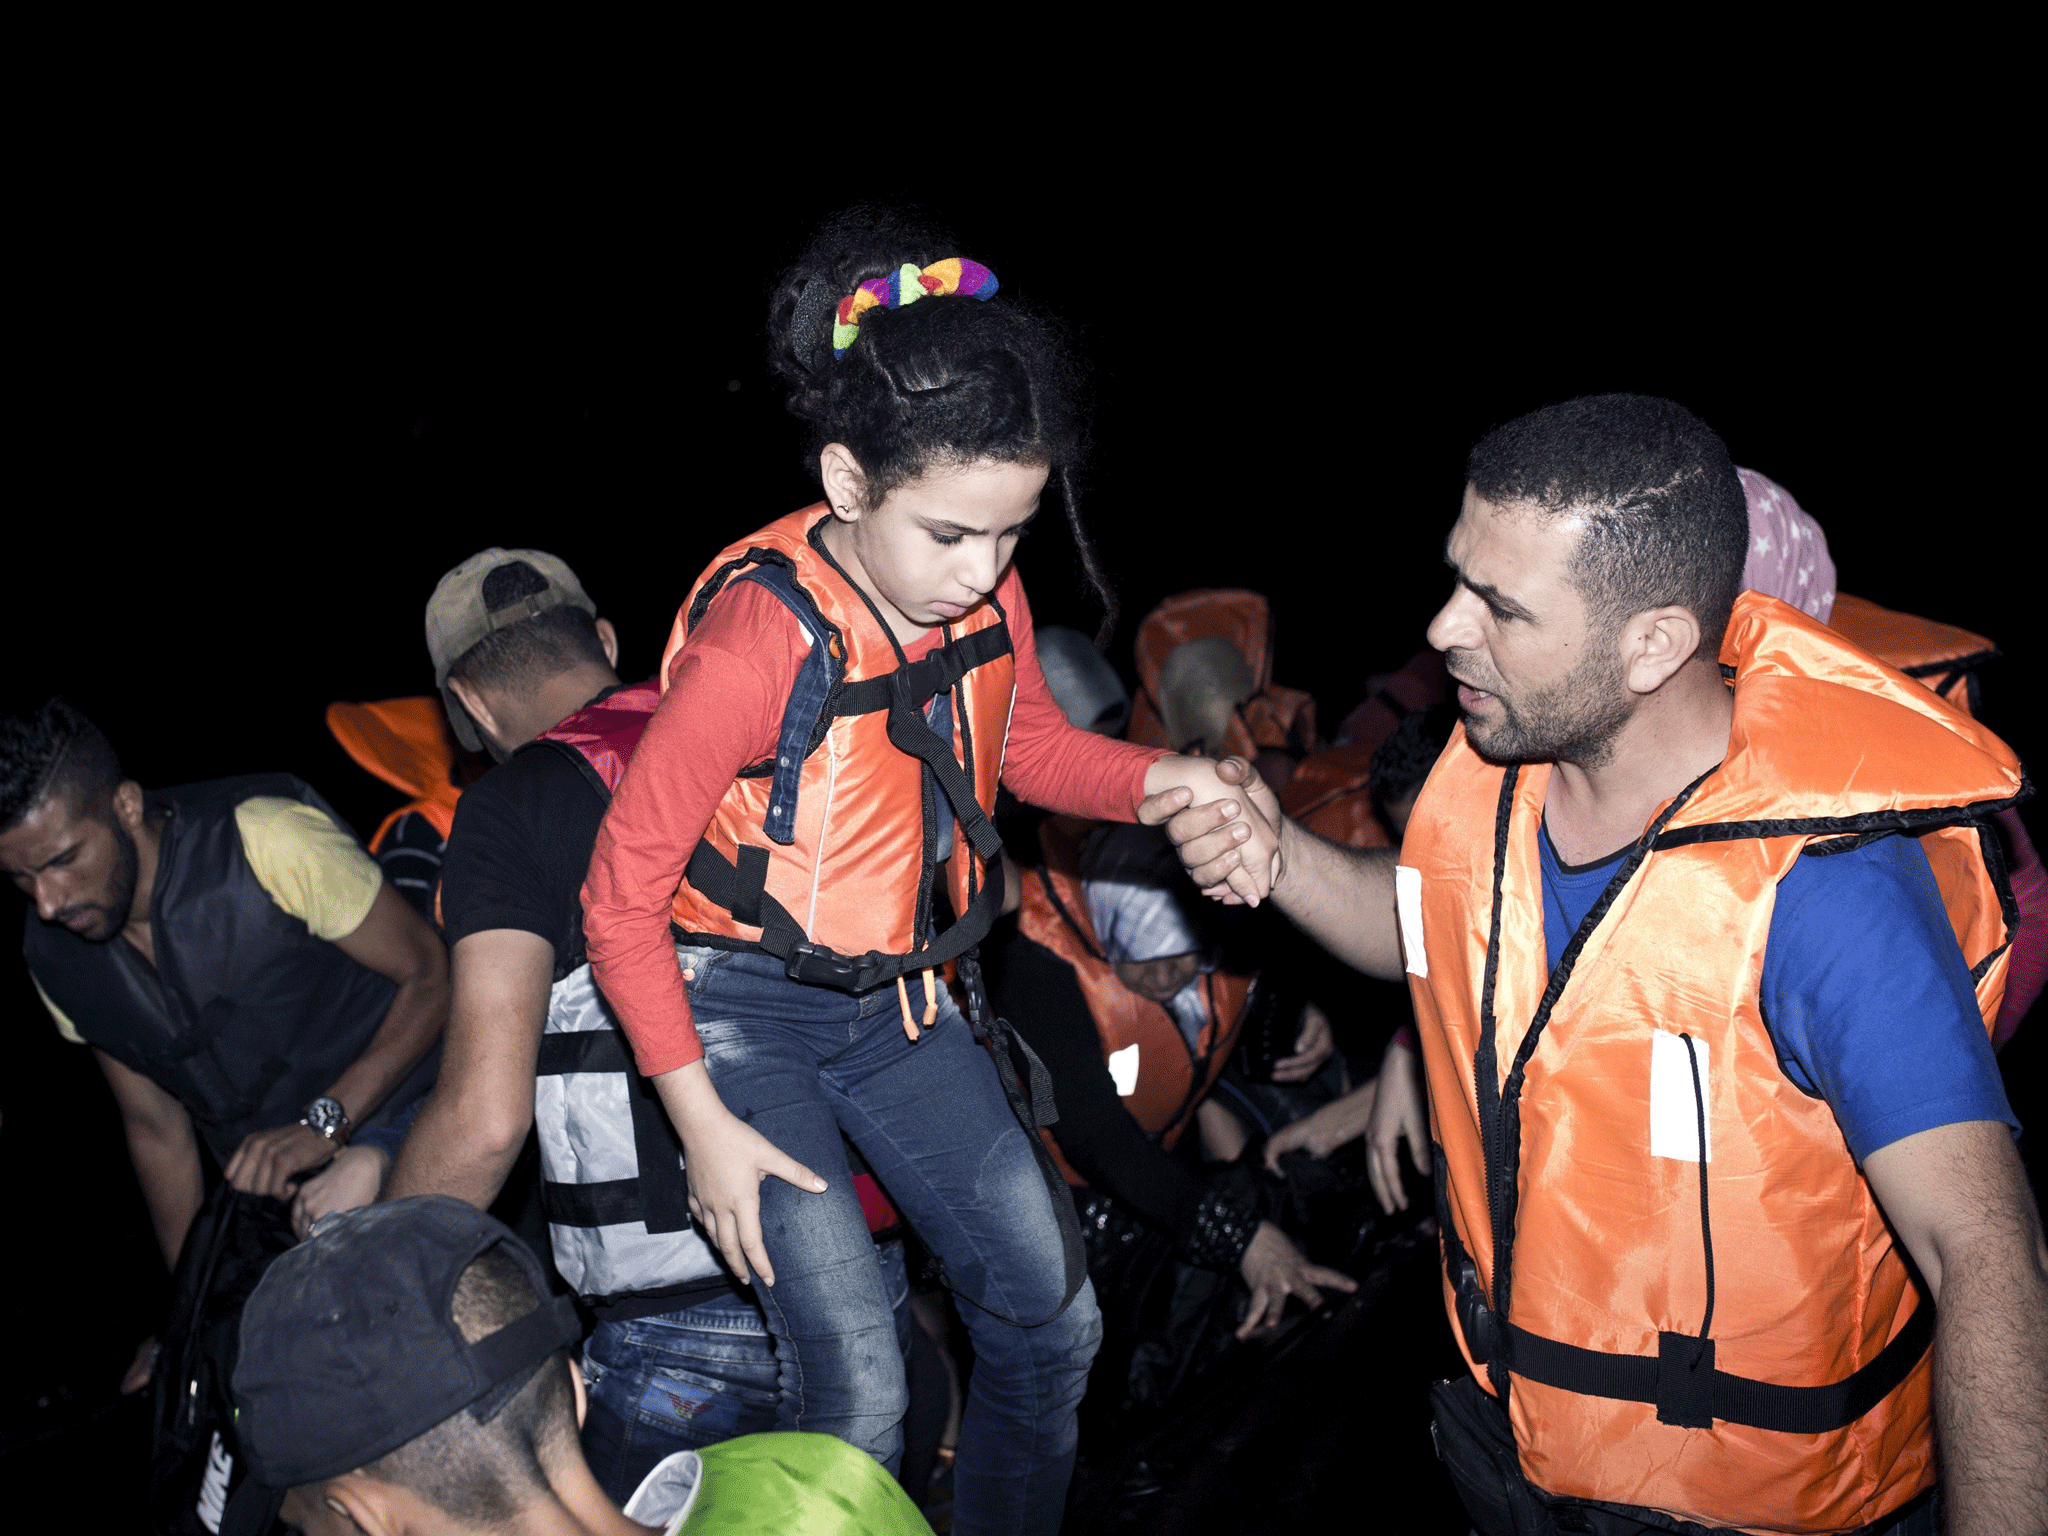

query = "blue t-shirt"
[1539,827,2016,1162]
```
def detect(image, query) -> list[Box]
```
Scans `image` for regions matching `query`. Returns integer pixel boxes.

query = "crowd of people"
[3,204,2045,1536]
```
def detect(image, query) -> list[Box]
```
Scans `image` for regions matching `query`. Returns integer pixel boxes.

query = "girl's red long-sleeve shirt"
[583,565,1166,1075]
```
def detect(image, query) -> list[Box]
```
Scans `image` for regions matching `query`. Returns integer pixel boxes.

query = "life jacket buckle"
[785,942,885,994]
[1453,1253,1496,1365]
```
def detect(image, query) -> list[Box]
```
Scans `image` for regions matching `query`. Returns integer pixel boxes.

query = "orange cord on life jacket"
[894,968,942,1041]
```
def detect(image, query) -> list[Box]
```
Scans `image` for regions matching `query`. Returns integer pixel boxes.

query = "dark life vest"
[23,775,399,1164]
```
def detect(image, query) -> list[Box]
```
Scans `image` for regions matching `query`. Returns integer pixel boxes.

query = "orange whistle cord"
[896,975,921,1041]
[921,968,940,1030]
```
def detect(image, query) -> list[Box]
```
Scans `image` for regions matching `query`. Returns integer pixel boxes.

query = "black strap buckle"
[1454,1253,1497,1366]
[784,942,885,994]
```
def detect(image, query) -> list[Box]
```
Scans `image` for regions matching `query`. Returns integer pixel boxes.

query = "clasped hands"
[1139,755,1285,906]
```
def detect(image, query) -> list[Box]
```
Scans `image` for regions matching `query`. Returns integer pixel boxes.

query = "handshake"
[1138,754,1286,907]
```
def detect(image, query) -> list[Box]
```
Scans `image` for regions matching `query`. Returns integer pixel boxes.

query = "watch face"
[304,1098,346,1137]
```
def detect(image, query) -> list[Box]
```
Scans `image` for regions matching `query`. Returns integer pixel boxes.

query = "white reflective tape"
[1650,1030,1711,1162]
[1107,1042,1140,1096]
[1395,865,1428,977]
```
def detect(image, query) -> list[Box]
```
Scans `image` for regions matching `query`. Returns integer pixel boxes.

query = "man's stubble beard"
[1460,637,1635,771]
[62,815,141,943]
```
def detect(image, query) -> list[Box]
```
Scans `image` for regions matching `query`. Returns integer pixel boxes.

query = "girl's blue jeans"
[683,945,1101,1536]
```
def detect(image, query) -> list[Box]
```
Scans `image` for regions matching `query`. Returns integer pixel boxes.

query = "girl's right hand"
[653,1060,827,1287]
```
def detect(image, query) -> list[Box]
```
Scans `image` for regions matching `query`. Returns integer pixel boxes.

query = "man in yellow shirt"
[1,698,448,1301]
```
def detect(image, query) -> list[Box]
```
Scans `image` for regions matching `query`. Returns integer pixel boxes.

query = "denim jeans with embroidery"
[580,1240,909,1504]
[681,945,1102,1536]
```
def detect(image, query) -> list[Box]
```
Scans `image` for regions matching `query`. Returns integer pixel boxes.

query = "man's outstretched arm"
[1864,1118,2048,1535]
[1139,756,1404,981]
[385,928,553,1208]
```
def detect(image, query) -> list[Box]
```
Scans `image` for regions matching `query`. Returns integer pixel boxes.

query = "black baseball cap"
[221,1196,582,1535]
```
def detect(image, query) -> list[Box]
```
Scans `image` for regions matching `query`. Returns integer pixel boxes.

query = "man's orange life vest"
[1016,821,1252,1184]
[1126,589,1317,764]
[1403,593,2026,1534]
[659,508,1014,994]
[1826,592,1998,716]
[324,696,463,850]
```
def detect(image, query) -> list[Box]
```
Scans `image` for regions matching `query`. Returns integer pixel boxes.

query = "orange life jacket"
[1278,740,1394,850]
[1016,820,1252,1184]
[323,696,463,851]
[1827,592,1998,717]
[1126,589,1318,763]
[1403,593,2025,1534]
[1285,648,1453,848]
[659,508,1014,993]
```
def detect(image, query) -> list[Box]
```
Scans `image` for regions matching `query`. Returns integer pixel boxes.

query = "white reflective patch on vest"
[1395,865,1428,977]
[1107,1042,1140,1096]
[1650,1030,1712,1162]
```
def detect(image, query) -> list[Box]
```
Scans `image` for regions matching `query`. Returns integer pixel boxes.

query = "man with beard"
[1142,396,2045,1535]
[0,700,448,1325]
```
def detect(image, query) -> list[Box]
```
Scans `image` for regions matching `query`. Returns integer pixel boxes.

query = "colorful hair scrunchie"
[831,258,998,359]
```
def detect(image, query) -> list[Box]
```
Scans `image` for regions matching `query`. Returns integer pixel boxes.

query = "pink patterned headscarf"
[1738,467,1836,622]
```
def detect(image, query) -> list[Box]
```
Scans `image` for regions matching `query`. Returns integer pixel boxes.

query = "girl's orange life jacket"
[1016,820,1252,1185]
[1404,593,2026,1534]
[659,508,1015,992]
[324,696,464,851]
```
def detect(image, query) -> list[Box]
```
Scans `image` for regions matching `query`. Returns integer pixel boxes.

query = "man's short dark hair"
[350,1245,577,1521]
[446,561,609,693]
[1466,394,1750,655]
[0,698,123,831]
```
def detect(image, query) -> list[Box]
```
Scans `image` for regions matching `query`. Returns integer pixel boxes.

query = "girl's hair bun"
[765,205,1116,640]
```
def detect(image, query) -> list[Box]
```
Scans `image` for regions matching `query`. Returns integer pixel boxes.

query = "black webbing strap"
[466,1293,582,1385]
[532,1027,692,1234]
[834,623,1012,717]
[956,952,1086,1325]
[535,1030,631,1075]
[1438,1168,1936,1434]
[730,845,770,929]
[882,664,1007,864]
[542,1178,646,1228]
[1498,1300,1934,1435]
[682,838,1007,994]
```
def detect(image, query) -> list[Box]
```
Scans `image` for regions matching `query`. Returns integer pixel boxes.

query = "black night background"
[4,148,2036,1526]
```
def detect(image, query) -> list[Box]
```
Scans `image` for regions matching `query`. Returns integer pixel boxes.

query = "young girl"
[581,208,1251,1536]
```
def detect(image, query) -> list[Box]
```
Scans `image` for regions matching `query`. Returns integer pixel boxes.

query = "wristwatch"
[300,1096,353,1144]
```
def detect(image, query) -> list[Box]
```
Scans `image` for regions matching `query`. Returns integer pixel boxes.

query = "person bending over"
[0,698,447,1386]
[1146,395,2046,1535]
[221,1196,928,1535]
